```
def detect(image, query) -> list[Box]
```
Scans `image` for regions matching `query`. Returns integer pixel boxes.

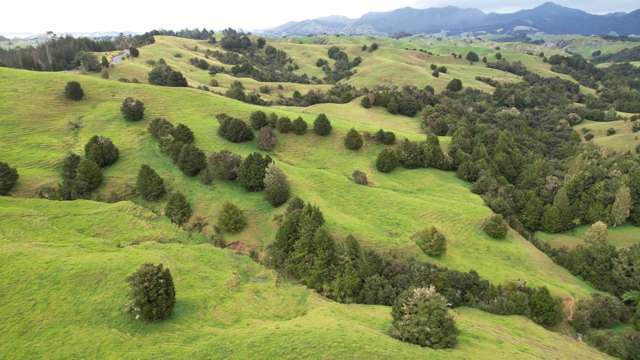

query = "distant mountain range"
[265,2,640,37]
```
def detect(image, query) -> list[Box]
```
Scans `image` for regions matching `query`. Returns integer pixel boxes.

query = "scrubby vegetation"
[125,263,176,321]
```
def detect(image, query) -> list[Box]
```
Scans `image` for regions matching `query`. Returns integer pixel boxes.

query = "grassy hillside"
[0,66,596,300]
[575,119,640,153]
[537,224,640,250]
[0,196,609,359]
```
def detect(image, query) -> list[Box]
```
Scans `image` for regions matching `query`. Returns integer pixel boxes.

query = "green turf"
[0,196,610,359]
[0,66,596,300]
[575,119,640,153]
[537,224,640,250]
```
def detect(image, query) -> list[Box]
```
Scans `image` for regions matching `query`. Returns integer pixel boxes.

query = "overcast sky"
[1,0,638,36]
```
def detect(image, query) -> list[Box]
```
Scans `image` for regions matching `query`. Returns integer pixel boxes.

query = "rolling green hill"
[0,196,609,359]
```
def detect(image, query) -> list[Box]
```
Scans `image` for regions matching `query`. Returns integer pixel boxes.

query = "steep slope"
[0,196,610,359]
[0,67,596,300]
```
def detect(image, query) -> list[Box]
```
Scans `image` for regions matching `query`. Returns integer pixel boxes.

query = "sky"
[1,0,638,36]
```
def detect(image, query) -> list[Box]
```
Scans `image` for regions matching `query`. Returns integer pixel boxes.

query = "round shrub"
[148,118,174,139]
[352,170,368,185]
[413,226,446,256]
[375,129,396,145]
[292,117,307,135]
[165,192,192,225]
[390,286,458,349]
[217,114,254,143]
[121,97,145,121]
[286,197,305,214]
[376,148,399,173]
[344,128,363,150]
[125,263,175,321]
[206,150,241,181]
[446,79,463,92]
[0,162,19,195]
[277,117,292,133]
[172,124,194,144]
[177,144,206,176]
[64,81,84,101]
[75,159,103,195]
[136,165,165,201]
[84,135,119,167]
[218,202,247,233]
[264,164,290,207]
[257,126,277,151]
[250,111,268,130]
[529,287,563,328]
[483,214,508,239]
[313,113,332,136]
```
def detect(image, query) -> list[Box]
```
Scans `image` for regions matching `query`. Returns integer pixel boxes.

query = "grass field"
[0,66,596,300]
[537,224,640,250]
[575,119,640,153]
[0,196,609,359]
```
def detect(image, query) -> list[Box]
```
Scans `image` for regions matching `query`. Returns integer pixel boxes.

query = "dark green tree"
[397,139,425,169]
[165,192,192,225]
[264,164,290,207]
[292,117,307,135]
[250,111,268,130]
[75,159,103,195]
[0,162,19,195]
[529,287,563,328]
[125,263,175,321]
[84,135,119,167]
[376,148,399,173]
[390,287,458,349]
[446,79,463,92]
[217,202,247,233]
[466,51,479,64]
[64,81,84,101]
[277,117,292,133]
[217,114,254,143]
[344,128,363,150]
[206,150,241,181]
[136,165,165,201]
[313,113,332,136]
[483,214,508,239]
[423,135,447,169]
[238,152,272,192]
[172,124,194,144]
[177,144,206,176]
[121,97,145,121]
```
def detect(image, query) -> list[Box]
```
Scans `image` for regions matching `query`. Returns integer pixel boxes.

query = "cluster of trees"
[0,35,116,71]
[593,45,640,64]
[223,81,267,105]
[208,29,311,84]
[375,135,450,174]
[149,118,206,178]
[317,46,362,83]
[267,201,565,339]
[275,84,363,107]
[361,85,436,117]
[148,59,188,87]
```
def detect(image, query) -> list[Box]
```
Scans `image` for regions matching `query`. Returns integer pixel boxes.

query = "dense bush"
[344,128,363,150]
[74,159,103,196]
[125,263,175,321]
[482,214,508,239]
[172,124,194,144]
[136,165,165,201]
[256,126,277,151]
[206,150,241,181]
[216,114,254,143]
[390,287,458,349]
[64,81,84,100]
[250,111,268,130]
[217,202,247,233]
[292,117,308,135]
[121,97,145,121]
[397,139,425,169]
[177,144,206,176]
[571,295,631,333]
[165,192,192,225]
[84,135,119,167]
[376,148,399,173]
[0,162,19,195]
[148,60,188,87]
[446,79,463,92]
[374,129,396,145]
[277,117,292,133]
[238,152,272,192]
[148,118,174,139]
[313,114,332,136]
[352,170,368,185]
[413,226,446,257]
[264,164,290,207]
